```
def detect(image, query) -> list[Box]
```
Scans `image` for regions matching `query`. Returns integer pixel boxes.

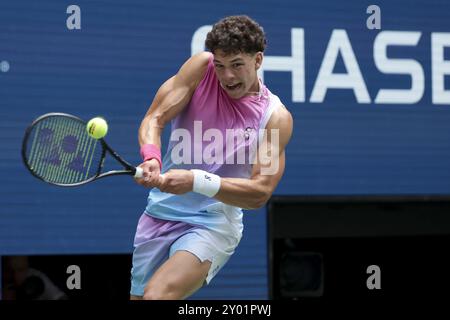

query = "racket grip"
[134,167,143,179]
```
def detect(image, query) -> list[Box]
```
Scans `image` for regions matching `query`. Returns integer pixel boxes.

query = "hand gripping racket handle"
[134,167,144,179]
[133,167,165,182]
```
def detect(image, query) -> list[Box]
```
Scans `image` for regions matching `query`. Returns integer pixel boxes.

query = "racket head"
[22,113,106,186]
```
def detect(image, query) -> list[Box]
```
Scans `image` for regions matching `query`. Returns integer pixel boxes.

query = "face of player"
[213,50,263,99]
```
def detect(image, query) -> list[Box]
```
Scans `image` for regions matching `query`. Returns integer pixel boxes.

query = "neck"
[246,78,261,96]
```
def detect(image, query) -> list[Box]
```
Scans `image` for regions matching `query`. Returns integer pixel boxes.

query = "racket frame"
[22,112,139,187]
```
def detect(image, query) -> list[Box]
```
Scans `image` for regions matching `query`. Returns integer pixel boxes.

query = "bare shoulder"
[267,104,293,131]
[186,51,211,69]
[264,104,293,148]
[176,52,211,88]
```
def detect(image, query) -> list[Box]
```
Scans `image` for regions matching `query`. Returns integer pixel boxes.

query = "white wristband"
[191,169,221,197]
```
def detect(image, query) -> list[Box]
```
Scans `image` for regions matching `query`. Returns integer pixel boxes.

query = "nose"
[222,68,235,82]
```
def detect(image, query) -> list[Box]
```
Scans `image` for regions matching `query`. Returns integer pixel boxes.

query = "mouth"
[224,83,242,91]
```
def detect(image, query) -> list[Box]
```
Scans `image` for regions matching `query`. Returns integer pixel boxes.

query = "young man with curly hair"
[131,15,293,300]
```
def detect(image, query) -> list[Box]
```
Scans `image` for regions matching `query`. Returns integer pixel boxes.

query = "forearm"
[139,116,164,147]
[214,177,271,210]
[213,107,292,210]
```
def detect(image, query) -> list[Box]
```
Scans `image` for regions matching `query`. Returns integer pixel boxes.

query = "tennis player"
[131,15,293,300]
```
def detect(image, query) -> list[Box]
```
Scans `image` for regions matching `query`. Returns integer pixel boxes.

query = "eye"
[214,64,224,69]
[233,63,243,68]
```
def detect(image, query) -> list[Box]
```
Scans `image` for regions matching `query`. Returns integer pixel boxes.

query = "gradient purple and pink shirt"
[145,53,281,238]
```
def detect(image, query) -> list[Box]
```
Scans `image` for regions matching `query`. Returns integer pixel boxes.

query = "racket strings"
[25,116,103,184]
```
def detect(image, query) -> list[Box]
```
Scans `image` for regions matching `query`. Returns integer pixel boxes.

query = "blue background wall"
[1,0,450,299]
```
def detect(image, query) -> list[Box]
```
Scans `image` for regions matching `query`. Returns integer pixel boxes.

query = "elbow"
[245,191,271,210]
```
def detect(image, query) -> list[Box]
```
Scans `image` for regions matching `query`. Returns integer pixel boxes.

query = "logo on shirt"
[244,127,253,140]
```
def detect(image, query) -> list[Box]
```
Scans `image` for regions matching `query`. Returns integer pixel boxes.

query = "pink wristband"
[140,144,162,170]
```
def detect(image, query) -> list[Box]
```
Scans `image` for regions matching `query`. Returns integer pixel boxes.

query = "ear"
[255,52,264,70]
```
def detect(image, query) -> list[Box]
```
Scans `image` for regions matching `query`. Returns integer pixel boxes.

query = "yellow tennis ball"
[86,117,108,139]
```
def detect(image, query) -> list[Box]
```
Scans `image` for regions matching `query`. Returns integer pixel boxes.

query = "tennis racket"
[21,112,143,187]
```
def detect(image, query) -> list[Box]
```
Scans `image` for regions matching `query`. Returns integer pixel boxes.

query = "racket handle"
[134,167,143,179]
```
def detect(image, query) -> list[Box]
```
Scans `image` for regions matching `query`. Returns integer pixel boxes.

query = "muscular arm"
[158,104,293,206]
[138,52,211,147]
[135,52,210,187]
[214,105,293,209]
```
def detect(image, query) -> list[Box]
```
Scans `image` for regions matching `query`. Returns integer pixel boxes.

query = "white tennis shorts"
[130,213,240,296]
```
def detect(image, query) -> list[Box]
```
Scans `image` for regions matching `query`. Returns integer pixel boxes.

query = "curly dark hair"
[205,15,267,55]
